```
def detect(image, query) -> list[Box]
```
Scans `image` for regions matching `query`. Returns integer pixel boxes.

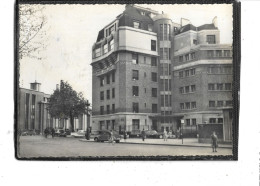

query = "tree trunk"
[70,114,74,132]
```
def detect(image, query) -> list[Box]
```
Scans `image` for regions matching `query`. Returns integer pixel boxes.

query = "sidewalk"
[79,138,232,149]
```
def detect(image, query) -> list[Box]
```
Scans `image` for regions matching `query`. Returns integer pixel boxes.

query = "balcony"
[95,64,116,77]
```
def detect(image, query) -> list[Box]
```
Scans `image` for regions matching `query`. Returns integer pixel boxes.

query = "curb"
[79,139,232,149]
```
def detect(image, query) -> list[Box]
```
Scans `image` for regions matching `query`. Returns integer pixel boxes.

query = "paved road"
[18,136,232,158]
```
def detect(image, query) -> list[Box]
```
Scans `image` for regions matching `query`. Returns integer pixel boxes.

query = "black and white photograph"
[15,1,238,160]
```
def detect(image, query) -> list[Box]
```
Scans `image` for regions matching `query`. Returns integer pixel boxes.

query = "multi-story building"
[91,4,233,136]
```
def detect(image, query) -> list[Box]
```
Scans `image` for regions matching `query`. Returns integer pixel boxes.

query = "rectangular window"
[112,104,115,113]
[103,44,108,54]
[185,86,189,93]
[218,118,223,123]
[226,100,232,106]
[106,105,110,114]
[207,35,216,44]
[112,88,115,98]
[165,79,169,91]
[159,24,163,40]
[180,103,184,110]
[132,86,139,96]
[191,52,195,59]
[133,21,140,29]
[132,102,139,113]
[185,102,190,110]
[225,83,231,90]
[100,76,104,86]
[152,104,157,113]
[224,50,231,57]
[132,53,138,64]
[148,24,153,32]
[151,57,157,66]
[185,54,189,61]
[209,101,215,107]
[112,71,115,82]
[216,50,222,57]
[208,84,215,90]
[217,83,223,90]
[179,87,184,94]
[109,39,114,51]
[192,119,196,125]
[163,49,169,60]
[152,88,157,97]
[165,95,169,107]
[100,91,104,101]
[161,95,164,107]
[217,101,223,107]
[207,50,214,57]
[179,56,183,62]
[132,70,139,80]
[151,72,157,82]
[95,48,101,57]
[186,119,190,126]
[190,68,195,76]
[193,39,197,45]
[209,118,216,123]
[106,89,110,100]
[132,119,140,130]
[179,71,183,78]
[100,106,104,115]
[106,74,110,84]
[191,85,196,92]
[185,70,189,77]
[151,40,156,51]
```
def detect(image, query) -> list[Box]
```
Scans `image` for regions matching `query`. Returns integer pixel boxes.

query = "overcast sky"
[19,4,233,103]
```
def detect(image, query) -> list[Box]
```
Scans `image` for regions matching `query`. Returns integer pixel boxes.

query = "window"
[217,101,223,107]
[191,102,196,109]
[132,70,139,80]
[151,57,157,66]
[179,56,183,62]
[106,105,110,114]
[164,79,169,91]
[112,104,115,113]
[100,91,104,101]
[179,87,184,94]
[132,53,138,64]
[152,104,157,113]
[100,106,104,115]
[159,24,163,40]
[151,72,157,82]
[148,24,153,32]
[100,76,104,86]
[218,118,223,123]
[132,119,140,130]
[216,50,222,57]
[163,49,169,60]
[217,83,223,90]
[112,71,115,82]
[180,103,184,110]
[144,57,146,64]
[191,52,195,59]
[179,71,183,78]
[207,50,214,57]
[112,88,115,98]
[224,50,231,57]
[100,121,105,130]
[185,102,190,110]
[208,84,215,90]
[185,70,190,77]
[207,35,216,44]
[192,119,196,125]
[161,95,164,107]
[209,101,215,107]
[109,39,114,51]
[95,48,101,57]
[185,86,190,93]
[191,85,196,92]
[193,39,197,45]
[133,102,139,113]
[133,21,140,29]
[165,95,169,107]
[190,68,195,76]
[106,89,110,100]
[151,40,156,51]
[106,74,110,84]
[185,54,189,61]
[186,119,190,126]
[209,118,216,123]
[103,44,108,54]
[226,100,232,106]
[132,86,139,96]
[152,88,157,97]
[225,83,231,90]
[224,67,232,74]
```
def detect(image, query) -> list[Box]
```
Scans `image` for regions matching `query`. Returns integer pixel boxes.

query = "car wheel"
[94,137,98,142]
[116,140,120,143]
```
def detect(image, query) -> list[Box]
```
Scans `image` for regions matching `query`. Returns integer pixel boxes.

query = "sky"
[19,4,233,103]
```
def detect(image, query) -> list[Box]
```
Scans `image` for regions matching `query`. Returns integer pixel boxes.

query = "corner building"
[91,5,233,136]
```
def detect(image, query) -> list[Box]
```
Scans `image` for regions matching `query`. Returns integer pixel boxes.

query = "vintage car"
[144,130,163,139]
[93,130,121,143]
[54,129,67,137]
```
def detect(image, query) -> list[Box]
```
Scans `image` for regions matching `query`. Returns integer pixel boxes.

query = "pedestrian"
[211,131,218,152]
[141,129,145,141]
[163,129,168,141]
[110,130,115,145]
[85,127,90,140]
[123,130,127,142]
[44,128,49,138]
[51,128,55,138]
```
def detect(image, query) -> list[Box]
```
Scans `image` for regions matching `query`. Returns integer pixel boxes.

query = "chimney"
[56,84,59,90]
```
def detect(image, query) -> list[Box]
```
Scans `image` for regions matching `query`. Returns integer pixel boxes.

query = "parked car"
[54,129,67,137]
[65,129,71,135]
[21,129,36,136]
[144,130,163,139]
[93,130,121,143]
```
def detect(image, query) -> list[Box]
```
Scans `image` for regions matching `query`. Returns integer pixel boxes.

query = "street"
[18,136,232,158]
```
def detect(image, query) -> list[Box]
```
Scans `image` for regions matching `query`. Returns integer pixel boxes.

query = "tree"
[48,80,90,132]
[19,5,48,60]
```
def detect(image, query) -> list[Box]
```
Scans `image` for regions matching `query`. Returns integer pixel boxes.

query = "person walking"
[123,130,127,142]
[211,131,218,152]
[44,128,49,138]
[51,128,55,138]
[163,129,168,141]
[85,127,90,140]
[110,130,115,145]
[141,129,145,142]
